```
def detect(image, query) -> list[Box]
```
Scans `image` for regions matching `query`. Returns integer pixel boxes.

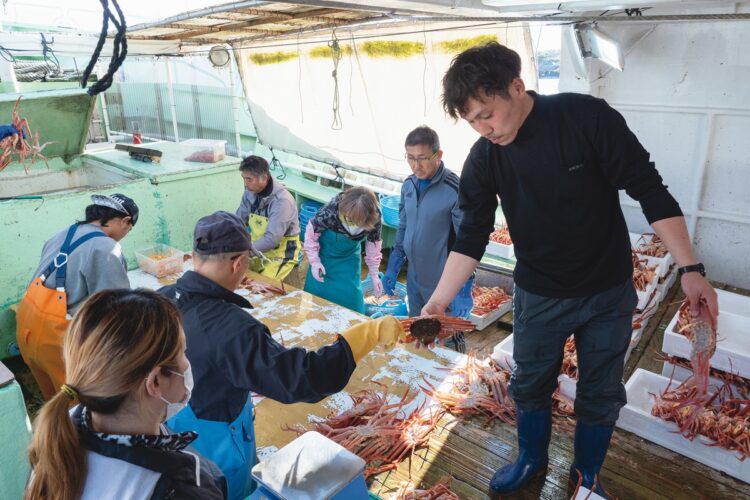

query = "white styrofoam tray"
[617,369,750,483]
[655,269,677,303]
[571,485,607,500]
[662,289,750,378]
[485,240,514,259]
[471,299,512,331]
[638,253,673,279]
[629,232,675,275]
[635,279,658,311]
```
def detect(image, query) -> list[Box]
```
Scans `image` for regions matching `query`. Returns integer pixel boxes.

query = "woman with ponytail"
[25,289,226,500]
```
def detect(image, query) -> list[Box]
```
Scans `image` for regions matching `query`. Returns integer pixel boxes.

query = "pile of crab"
[1,97,55,173]
[421,351,575,428]
[471,285,511,316]
[391,478,459,499]
[651,300,749,458]
[284,383,444,478]
[631,250,658,292]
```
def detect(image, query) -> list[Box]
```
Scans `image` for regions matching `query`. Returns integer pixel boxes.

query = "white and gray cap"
[90,193,139,226]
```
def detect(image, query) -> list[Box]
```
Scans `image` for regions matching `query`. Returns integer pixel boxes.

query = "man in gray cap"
[16,193,139,399]
[159,211,405,500]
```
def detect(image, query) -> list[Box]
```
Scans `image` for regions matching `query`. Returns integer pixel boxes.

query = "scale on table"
[115,144,163,163]
[249,431,369,499]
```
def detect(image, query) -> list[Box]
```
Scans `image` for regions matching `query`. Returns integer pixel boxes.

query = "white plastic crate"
[470,299,512,331]
[662,289,750,378]
[485,240,514,259]
[617,369,750,483]
[635,282,658,311]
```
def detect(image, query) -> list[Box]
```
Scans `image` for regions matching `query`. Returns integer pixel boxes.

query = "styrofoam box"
[571,485,607,500]
[662,288,750,378]
[491,335,515,371]
[655,269,677,303]
[491,335,578,400]
[636,282,658,311]
[470,299,512,331]
[617,369,750,483]
[629,231,652,247]
[639,254,671,279]
[485,240,514,259]
[629,232,675,276]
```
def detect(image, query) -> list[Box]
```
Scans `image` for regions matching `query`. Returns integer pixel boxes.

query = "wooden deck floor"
[368,281,750,499]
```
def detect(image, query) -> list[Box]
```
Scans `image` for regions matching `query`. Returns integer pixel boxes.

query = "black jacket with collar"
[72,405,226,499]
[158,271,356,423]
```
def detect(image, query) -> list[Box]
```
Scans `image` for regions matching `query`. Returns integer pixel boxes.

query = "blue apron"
[168,398,256,500]
[304,229,365,313]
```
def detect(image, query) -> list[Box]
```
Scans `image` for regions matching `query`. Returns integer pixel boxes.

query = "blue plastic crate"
[361,272,408,317]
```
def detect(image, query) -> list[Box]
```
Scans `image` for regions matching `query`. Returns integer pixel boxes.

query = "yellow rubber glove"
[339,316,406,363]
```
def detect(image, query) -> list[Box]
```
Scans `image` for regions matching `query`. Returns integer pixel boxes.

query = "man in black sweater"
[422,42,718,497]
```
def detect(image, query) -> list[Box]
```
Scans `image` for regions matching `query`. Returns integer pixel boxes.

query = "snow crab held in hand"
[399,315,474,345]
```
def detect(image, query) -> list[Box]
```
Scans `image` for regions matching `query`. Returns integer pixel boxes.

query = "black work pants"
[508,279,637,426]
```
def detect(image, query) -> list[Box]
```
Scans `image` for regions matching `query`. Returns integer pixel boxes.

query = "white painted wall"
[559,13,750,289]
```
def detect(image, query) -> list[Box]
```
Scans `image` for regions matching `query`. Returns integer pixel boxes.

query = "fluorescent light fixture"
[574,23,624,71]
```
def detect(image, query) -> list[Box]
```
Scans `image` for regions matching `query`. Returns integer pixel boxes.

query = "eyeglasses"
[404,151,438,164]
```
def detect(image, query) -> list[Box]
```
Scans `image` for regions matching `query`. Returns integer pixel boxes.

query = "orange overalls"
[16,224,105,399]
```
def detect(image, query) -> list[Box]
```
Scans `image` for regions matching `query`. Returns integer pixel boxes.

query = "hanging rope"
[328,29,343,130]
[0,43,15,63]
[82,0,128,96]
[80,0,110,88]
[333,165,345,189]
[269,148,286,180]
[39,33,60,76]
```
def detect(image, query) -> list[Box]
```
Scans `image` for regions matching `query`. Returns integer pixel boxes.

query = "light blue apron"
[168,398,256,500]
[304,229,365,313]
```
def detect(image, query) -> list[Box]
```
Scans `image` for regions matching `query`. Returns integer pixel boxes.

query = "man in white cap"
[16,193,139,399]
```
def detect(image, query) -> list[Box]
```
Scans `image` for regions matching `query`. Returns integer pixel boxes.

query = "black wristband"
[677,263,706,277]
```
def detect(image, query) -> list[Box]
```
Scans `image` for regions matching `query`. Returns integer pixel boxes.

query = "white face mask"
[160,362,193,421]
[341,220,365,235]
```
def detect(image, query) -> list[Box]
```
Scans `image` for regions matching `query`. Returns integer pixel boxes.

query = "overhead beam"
[156,8,348,41]
[129,1,274,32]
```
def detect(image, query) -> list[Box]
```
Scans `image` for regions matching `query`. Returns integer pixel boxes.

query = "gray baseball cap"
[193,211,252,255]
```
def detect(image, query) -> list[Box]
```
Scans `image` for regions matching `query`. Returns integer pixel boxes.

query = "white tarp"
[234,24,537,180]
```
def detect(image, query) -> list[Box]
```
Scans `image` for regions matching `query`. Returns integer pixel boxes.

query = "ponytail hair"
[25,289,183,500]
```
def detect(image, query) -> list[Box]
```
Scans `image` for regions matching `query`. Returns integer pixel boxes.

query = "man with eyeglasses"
[383,126,474,352]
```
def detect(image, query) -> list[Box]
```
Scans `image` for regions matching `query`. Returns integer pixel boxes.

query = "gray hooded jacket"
[236,179,300,253]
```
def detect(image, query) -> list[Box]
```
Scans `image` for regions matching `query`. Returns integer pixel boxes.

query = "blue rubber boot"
[490,407,551,495]
[569,421,615,498]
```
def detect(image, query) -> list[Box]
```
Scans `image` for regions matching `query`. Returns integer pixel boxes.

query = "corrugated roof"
[128,2,399,45]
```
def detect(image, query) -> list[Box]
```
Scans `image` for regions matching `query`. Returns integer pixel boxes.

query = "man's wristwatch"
[677,262,706,277]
